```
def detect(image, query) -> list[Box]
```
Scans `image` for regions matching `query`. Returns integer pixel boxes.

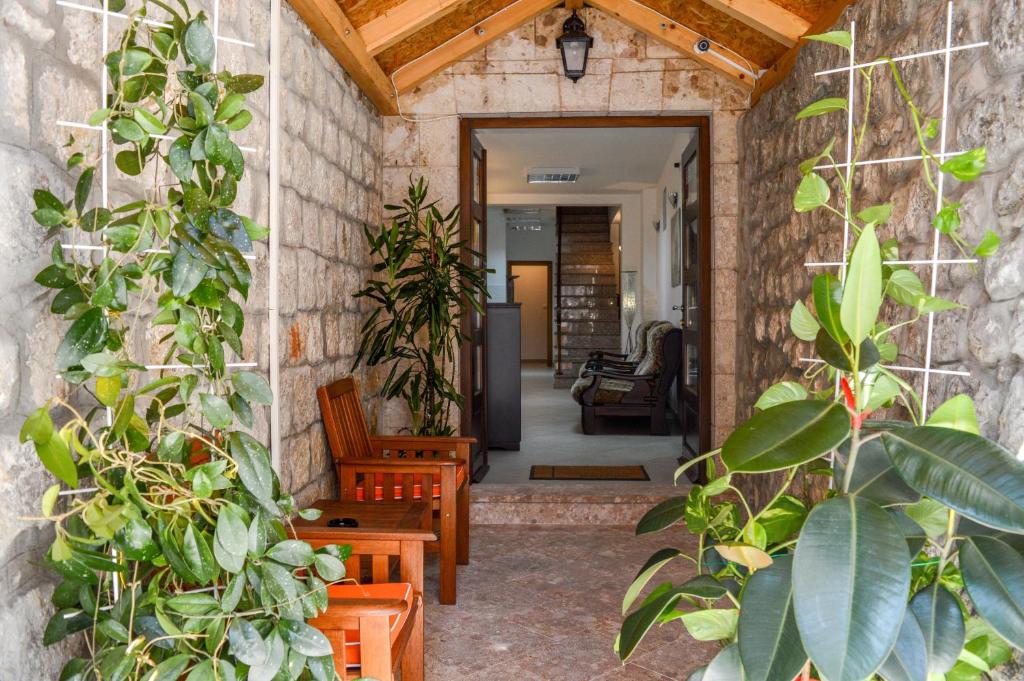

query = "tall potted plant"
[23,3,347,678]
[353,177,489,436]
[618,32,1023,681]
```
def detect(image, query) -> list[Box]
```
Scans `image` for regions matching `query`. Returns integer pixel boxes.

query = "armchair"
[583,319,663,374]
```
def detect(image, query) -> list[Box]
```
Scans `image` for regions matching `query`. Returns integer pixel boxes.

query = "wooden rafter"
[392,0,561,94]
[700,0,811,47]
[359,0,476,56]
[586,0,758,87]
[750,0,855,105]
[287,0,398,114]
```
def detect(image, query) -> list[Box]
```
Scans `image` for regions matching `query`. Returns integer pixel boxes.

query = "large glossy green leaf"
[738,555,805,681]
[278,620,332,657]
[622,548,681,614]
[754,382,808,410]
[703,643,745,681]
[636,496,686,535]
[926,395,980,435]
[909,583,965,673]
[959,536,1024,650]
[881,427,1024,532]
[840,224,883,344]
[841,436,920,506]
[790,301,820,341]
[793,496,910,681]
[679,608,738,642]
[232,371,273,405]
[815,330,880,371]
[813,272,847,343]
[878,607,928,681]
[56,307,108,369]
[618,587,685,660]
[230,432,274,502]
[722,400,850,473]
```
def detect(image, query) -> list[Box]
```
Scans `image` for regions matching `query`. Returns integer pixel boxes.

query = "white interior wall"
[486,207,508,302]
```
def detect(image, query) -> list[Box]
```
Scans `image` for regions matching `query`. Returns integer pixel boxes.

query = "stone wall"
[383,6,748,442]
[276,3,383,505]
[738,0,1024,508]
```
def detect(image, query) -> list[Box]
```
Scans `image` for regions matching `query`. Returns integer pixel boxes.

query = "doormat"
[529,465,650,481]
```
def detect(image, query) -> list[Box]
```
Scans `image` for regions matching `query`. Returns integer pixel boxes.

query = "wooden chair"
[304,521,431,681]
[317,376,472,605]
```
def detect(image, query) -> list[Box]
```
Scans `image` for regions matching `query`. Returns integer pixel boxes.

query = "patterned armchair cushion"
[571,374,636,405]
[635,322,674,376]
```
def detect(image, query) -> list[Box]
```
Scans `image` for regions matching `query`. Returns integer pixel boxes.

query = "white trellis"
[800,1,988,418]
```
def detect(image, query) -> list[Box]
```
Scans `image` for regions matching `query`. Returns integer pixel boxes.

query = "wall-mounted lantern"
[556,10,593,82]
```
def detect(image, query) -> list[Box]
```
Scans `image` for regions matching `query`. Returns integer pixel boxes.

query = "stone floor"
[421,525,715,680]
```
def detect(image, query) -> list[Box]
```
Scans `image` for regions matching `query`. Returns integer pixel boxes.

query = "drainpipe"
[268,0,282,472]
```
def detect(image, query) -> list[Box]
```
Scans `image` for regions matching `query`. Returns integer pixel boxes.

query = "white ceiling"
[477,127,695,195]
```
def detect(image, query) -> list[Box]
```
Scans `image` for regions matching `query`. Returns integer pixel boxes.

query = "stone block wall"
[738,0,1024,508]
[276,3,383,506]
[383,6,748,442]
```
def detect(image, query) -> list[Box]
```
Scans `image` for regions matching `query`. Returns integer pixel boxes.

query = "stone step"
[558,308,620,322]
[560,333,620,348]
[560,263,616,275]
[560,225,609,235]
[560,232,610,243]
[560,274,617,286]
[560,320,620,335]
[561,252,614,265]
[561,241,613,254]
[558,296,617,309]
[560,285,617,297]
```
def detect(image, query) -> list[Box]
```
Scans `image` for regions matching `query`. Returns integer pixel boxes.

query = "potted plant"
[618,31,1022,681]
[22,3,348,677]
[352,177,489,436]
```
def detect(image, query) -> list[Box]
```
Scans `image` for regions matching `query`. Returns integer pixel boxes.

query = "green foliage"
[352,177,489,436]
[618,34,1023,681]
[24,3,346,678]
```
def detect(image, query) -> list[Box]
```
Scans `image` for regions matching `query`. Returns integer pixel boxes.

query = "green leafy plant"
[352,177,489,436]
[618,33,1021,681]
[23,3,350,678]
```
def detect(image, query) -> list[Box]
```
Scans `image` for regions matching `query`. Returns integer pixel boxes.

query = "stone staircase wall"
[554,207,619,388]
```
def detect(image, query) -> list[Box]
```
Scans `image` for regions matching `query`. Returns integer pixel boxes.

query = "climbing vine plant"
[24,3,347,678]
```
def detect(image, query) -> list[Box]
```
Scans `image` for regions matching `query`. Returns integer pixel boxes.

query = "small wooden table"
[291,500,435,595]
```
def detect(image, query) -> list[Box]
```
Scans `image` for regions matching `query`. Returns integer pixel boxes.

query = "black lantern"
[556,9,593,82]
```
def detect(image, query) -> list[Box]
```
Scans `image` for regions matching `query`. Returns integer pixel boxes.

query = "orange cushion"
[323,582,413,669]
[354,467,466,502]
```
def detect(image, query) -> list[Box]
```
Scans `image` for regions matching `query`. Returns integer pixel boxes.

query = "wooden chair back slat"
[317,376,374,461]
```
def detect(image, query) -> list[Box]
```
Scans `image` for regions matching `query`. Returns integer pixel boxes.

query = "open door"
[678,130,712,482]
[459,126,489,482]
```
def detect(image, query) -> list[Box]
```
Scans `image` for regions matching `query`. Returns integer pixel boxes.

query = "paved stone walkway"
[421,525,714,680]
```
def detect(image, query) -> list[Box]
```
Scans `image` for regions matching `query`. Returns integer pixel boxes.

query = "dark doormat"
[529,465,650,481]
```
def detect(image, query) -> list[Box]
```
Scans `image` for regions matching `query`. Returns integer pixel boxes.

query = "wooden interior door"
[460,131,489,481]
[678,132,711,480]
[509,262,552,364]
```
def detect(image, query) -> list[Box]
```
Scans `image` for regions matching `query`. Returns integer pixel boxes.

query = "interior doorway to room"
[459,117,712,487]
[508,261,553,365]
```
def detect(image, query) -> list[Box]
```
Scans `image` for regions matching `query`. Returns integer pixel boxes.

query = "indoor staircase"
[554,206,619,389]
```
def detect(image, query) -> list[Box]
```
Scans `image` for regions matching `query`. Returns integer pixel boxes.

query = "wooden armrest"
[371,435,476,449]
[311,598,408,627]
[589,370,656,381]
[334,457,464,470]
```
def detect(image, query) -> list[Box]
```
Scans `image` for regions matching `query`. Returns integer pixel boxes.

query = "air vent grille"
[527,167,580,184]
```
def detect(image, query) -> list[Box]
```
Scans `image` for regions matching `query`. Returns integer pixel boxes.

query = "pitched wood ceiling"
[286,0,855,115]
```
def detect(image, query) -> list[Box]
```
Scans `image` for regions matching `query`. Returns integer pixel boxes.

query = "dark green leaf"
[168,136,194,183]
[232,371,273,405]
[738,555,805,681]
[618,586,685,661]
[636,496,686,535]
[56,307,108,369]
[793,496,910,681]
[278,619,332,657]
[266,539,315,567]
[183,20,215,69]
[878,607,928,681]
[842,436,920,506]
[230,431,274,502]
[703,643,745,681]
[815,330,880,371]
[959,536,1024,649]
[111,118,146,142]
[722,400,850,473]
[909,583,965,674]
[812,272,847,343]
[199,393,233,429]
[623,548,682,615]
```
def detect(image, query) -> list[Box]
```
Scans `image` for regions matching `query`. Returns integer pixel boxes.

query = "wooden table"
[292,501,435,681]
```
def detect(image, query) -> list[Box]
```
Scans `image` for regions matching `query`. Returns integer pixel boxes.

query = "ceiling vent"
[527,167,580,184]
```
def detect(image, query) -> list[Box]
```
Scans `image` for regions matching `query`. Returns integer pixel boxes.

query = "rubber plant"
[352,177,489,436]
[618,31,1022,681]
[23,4,349,679]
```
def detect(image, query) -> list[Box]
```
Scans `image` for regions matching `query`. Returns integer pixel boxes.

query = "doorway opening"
[459,117,712,488]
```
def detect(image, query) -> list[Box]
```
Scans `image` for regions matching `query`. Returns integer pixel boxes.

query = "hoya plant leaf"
[56,307,108,369]
[881,426,1024,533]
[722,400,850,473]
[959,536,1024,650]
[840,223,883,345]
[278,620,332,657]
[228,618,268,666]
[794,172,830,212]
[738,555,806,681]
[939,148,986,182]
[754,381,808,410]
[878,606,928,681]
[199,393,233,430]
[37,431,78,487]
[183,19,216,69]
[796,97,848,120]
[232,371,273,405]
[839,436,920,506]
[266,539,315,567]
[230,431,275,503]
[636,496,686,535]
[793,496,910,681]
[622,548,681,615]
[909,582,966,674]
[703,643,745,681]
[805,30,852,49]
[925,395,980,435]
[790,300,820,342]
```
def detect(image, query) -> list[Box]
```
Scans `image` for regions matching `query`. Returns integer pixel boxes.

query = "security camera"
[695,38,711,53]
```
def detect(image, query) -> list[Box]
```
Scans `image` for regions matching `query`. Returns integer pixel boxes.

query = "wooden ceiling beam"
[586,0,758,87]
[359,0,476,56]
[287,0,398,114]
[699,0,811,47]
[392,0,561,94]
[750,0,855,105]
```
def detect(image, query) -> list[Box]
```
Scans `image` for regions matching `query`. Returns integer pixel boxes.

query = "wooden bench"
[317,376,472,605]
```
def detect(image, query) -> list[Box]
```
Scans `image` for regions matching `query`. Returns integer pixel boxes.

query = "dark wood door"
[678,132,711,480]
[460,131,489,481]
